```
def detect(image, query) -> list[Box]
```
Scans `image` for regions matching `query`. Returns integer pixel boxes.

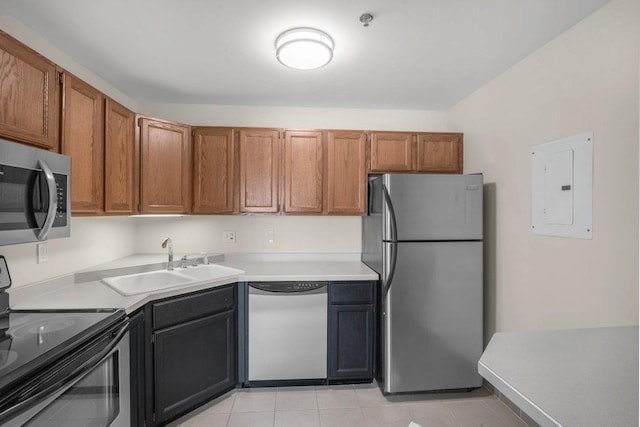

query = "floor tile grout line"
[483,397,528,426]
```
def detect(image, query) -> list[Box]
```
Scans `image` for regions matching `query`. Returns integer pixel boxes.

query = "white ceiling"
[0,0,609,110]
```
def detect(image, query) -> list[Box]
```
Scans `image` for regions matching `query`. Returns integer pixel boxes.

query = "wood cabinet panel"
[139,118,191,213]
[192,128,235,214]
[61,72,104,215]
[369,132,413,173]
[104,98,135,214]
[239,129,280,213]
[284,130,323,214]
[416,133,463,173]
[327,131,366,215]
[0,30,58,150]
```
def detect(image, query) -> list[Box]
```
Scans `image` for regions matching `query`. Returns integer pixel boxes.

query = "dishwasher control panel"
[249,281,328,293]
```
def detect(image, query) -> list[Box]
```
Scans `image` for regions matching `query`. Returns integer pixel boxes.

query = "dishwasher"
[248,282,327,383]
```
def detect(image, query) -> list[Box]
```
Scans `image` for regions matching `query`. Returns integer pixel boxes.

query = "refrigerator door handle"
[382,184,398,298]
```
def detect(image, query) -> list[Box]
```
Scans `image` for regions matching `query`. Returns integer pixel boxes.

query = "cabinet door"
[416,133,463,173]
[104,98,135,214]
[369,132,414,173]
[239,129,280,213]
[327,131,366,215]
[153,310,236,424]
[61,73,104,215]
[192,128,235,214]
[139,118,191,213]
[0,30,58,150]
[328,304,374,380]
[283,130,323,214]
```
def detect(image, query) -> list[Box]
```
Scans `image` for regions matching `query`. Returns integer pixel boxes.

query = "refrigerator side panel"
[388,174,483,241]
[385,241,483,393]
[362,177,383,275]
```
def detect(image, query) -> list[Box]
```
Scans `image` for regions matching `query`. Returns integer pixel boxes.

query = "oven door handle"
[0,322,129,423]
[36,159,57,241]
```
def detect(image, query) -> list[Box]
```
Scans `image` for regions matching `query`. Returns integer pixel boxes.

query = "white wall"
[139,103,449,132]
[0,9,137,111]
[448,0,639,335]
[133,215,361,254]
[2,217,136,287]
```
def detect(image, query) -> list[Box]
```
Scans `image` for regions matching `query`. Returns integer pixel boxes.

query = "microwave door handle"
[36,160,57,241]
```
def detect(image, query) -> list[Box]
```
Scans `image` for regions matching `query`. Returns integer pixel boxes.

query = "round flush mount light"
[275,27,334,70]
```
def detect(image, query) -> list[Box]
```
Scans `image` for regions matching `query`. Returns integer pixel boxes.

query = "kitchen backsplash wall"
[133,216,362,254]
[1,217,137,287]
[448,0,639,336]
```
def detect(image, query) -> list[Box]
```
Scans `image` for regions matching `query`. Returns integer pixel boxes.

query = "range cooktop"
[0,309,125,391]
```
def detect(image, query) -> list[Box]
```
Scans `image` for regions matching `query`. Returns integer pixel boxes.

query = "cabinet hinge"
[58,72,64,85]
[151,334,155,344]
[152,413,156,423]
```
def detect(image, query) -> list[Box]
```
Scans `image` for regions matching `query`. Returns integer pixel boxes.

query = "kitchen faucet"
[161,237,174,271]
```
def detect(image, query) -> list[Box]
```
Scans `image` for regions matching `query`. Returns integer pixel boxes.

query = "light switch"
[37,242,48,264]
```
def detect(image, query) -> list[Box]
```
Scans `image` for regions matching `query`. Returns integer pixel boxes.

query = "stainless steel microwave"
[0,138,71,246]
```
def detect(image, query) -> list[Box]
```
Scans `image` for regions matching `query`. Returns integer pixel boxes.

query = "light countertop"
[479,326,638,426]
[8,253,378,314]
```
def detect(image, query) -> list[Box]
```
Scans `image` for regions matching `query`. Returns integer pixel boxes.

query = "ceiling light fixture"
[275,27,334,70]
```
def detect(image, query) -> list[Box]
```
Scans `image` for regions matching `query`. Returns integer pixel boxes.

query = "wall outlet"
[222,230,236,243]
[37,242,48,264]
[266,229,275,243]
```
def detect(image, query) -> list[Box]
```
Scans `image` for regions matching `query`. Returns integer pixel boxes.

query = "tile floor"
[168,382,529,427]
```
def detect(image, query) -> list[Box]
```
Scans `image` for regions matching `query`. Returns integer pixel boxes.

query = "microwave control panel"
[53,174,68,227]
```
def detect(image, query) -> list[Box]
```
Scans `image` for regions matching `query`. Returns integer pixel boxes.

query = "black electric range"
[0,308,125,392]
[0,255,127,422]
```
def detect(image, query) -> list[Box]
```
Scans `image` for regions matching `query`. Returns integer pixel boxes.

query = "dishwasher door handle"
[248,283,328,295]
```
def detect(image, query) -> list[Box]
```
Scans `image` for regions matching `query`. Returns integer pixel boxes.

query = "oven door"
[2,325,130,427]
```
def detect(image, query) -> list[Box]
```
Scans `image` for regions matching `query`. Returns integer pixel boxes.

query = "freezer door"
[384,241,483,393]
[385,174,483,241]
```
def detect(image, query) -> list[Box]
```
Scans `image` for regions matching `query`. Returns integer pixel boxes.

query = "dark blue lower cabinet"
[128,311,146,427]
[328,281,376,382]
[145,284,237,426]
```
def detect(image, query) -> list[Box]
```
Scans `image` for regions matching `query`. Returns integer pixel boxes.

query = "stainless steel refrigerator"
[362,174,483,394]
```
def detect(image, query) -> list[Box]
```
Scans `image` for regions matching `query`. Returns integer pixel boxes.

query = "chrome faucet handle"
[180,255,189,269]
[201,253,210,265]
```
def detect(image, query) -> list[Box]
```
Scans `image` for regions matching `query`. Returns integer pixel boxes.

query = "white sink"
[102,270,195,296]
[175,264,244,281]
[101,264,244,296]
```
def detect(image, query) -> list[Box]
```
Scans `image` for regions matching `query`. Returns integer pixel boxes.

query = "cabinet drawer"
[329,282,375,304]
[152,285,235,330]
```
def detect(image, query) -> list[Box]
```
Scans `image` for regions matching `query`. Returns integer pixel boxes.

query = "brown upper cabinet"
[369,131,463,174]
[192,127,236,214]
[416,133,463,173]
[0,30,59,151]
[239,128,281,214]
[283,130,324,214]
[104,98,136,214]
[327,131,367,215]
[139,118,191,214]
[60,72,104,215]
[369,132,413,173]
